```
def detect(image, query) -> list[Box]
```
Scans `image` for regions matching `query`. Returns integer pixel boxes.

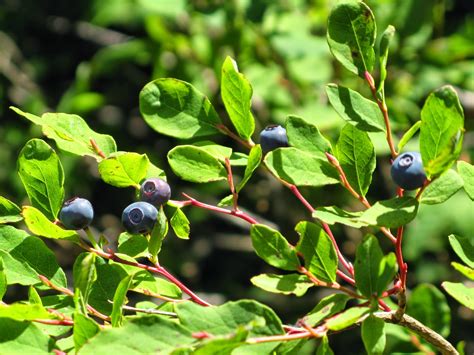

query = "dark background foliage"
[1,0,473,352]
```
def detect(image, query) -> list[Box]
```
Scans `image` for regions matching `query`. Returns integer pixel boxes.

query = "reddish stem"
[34,318,74,326]
[395,226,407,289]
[85,247,211,307]
[216,124,254,149]
[181,193,258,225]
[364,71,397,158]
[39,275,110,321]
[89,138,107,159]
[224,158,239,211]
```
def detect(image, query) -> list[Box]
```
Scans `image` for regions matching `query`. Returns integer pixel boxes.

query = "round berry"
[390,152,427,190]
[139,178,171,207]
[259,125,289,154]
[59,197,94,230]
[122,201,158,234]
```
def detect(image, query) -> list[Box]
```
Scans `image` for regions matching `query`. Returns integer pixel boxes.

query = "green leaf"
[326,84,385,132]
[451,262,474,280]
[131,270,182,299]
[11,107,117,160]
[89,262,127,315]
[221,56,255,140]
[111,274,133,327]
[192,141,232,162]
[139,78,222,139]
[170,207,190,239]
[0,197,22,224]
[457,161,474,200]
[442,282,474,310]
[336,124,376,196]
[17,139,64,220]
[28,286,41,305]
[168,145,227,183]
[377,25,395,94]
[148,208,168,262]
[327,0,376,76]
[0,258,6,300]
[326,307,370,331]
[397,120,421,152]
[295,221,337,283]
[362,315,386,355]
[0,225,67,287]
[250,224,300,271]
[285,116,332,156]
[0,303,55,321]
[217,194,234,207]
[236,145,262,192]
[420,86,464,178]
[355,235,397,298]
[316,335,334,355]
[360,196,419,228]
[421,169,464,205]
[80,315,195,354]
[0,318,53,354]
[448,234,474,268]
[407,283,451,337]
[313,206,366,228]
[175,299,283,337]
[250,273,313,297]
[98,152,150,189]
[118,233,148,258]
[264,148,339,187]
[22,206,80,242]
[305,294,350,327]
[73,252,97,304]
[73,313,100,351]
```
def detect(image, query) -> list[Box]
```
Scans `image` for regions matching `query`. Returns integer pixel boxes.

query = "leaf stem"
[180,193,258,225]
[38,275,110,321]
[224,157,239,211]
[364,71,397,158]
[83,246,211,307]
[216,124,254,149]
[89,138,107,159]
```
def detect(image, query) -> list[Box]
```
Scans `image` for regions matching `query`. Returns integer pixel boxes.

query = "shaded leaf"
[326,307,370,331]
[407,283,451,337]
[360,197,418,228]
[421,169,464,205]
[250,224,300,271]
[170,207,190,239]
[457,161,474,200]
[448,234,474,268]
[362,315,386,355]
[326,84,385,132]
[398,120,421,152]
[111,274,133,327]
[0,197,22,224]
[336,124,376,196]
[305,294,350,327]
[295,221,337,283]
[313,206,366,228]
[327,1,376,76]
[236,145,262,192]
[286,116,332,156]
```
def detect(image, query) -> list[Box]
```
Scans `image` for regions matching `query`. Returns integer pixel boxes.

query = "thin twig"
[375,312,458,355]
[181,193,258,225]
[89,138,107,159]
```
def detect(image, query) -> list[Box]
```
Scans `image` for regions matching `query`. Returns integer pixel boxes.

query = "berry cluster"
[59,178,171,234]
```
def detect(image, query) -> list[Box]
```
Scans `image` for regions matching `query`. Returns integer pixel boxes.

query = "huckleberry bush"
[0,1,472,354]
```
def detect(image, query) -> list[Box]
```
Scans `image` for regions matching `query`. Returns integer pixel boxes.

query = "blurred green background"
[1,0,473,353]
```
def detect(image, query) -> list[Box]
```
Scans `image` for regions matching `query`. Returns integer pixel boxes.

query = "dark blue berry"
[391,152,427,190]
[122,201,157,234]
[259,125,289,154]
[139,178,171,207]
[59,197,94,230]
